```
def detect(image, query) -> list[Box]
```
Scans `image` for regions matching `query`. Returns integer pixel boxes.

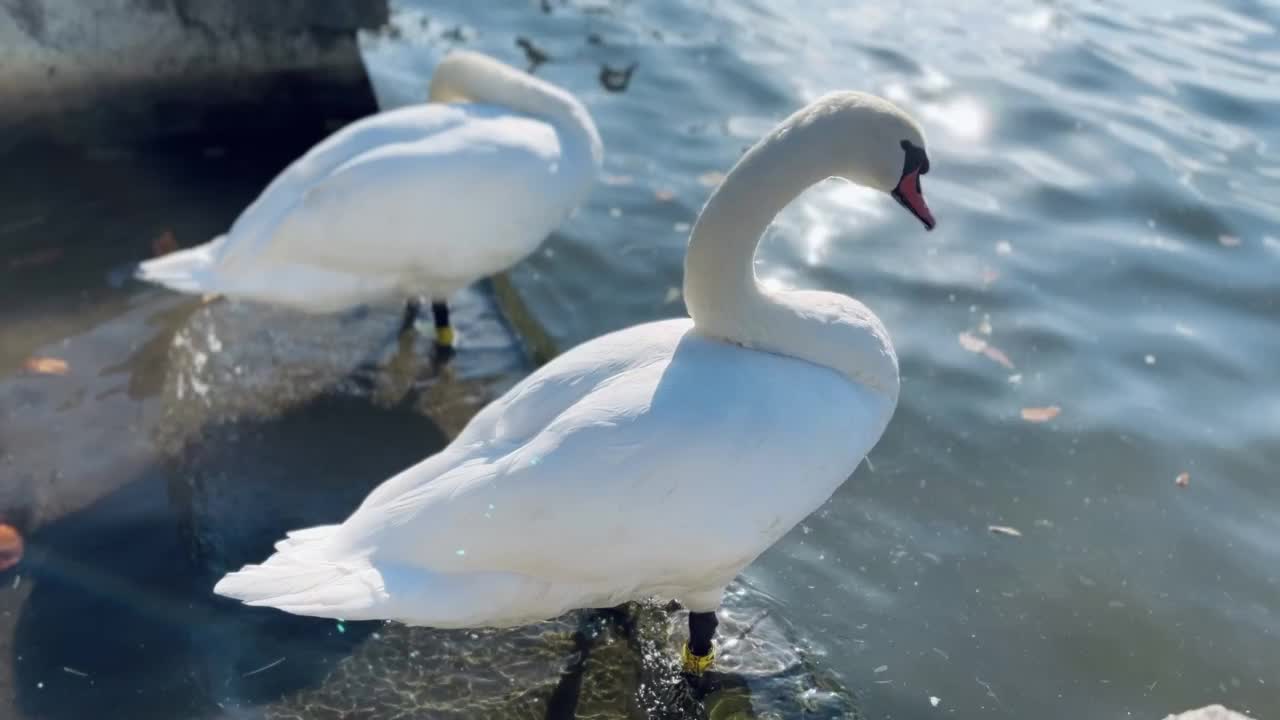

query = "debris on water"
[151,229,179,257]
[515,36,550,71]
[932,647,949,660]
[11,574,21,589]
[930,695,941,707]
[336,620,346,634]
[995,240,1013,255]
[0,525,24,571]
[1008,373,1023,384]
[1217,234,1241,248]
[1145,354,1157,365]
[599,62,637,92]
[698,171,727,188]
[1175,471,1190,488]
[62,666,89,678]
[654,188,675,202]
[957,332,1015,369]
[873,665,888,673]
[988,525,1022,538]
[663,287,681,304]
[978,315,993,335]
[981,266,1000,286]
[601,174,634,186]
[242,657,285,678]
[1020,405,1061,423]
[24,357,69,375]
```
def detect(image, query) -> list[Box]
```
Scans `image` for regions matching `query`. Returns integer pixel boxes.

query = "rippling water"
[366,0,1279,716]
[1,1,1276,718]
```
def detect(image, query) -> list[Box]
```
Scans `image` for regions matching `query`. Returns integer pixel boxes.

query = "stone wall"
[0,0,389,142]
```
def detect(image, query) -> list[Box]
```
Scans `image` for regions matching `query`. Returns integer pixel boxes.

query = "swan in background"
[215,91,935,675]
[137,50,602,363]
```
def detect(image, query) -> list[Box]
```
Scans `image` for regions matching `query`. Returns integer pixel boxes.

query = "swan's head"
[803,92,935,230]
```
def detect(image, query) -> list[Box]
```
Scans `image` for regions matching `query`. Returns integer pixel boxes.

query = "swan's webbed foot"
[681,610,718,676]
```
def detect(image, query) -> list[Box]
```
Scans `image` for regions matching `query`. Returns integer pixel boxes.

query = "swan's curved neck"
[683,104,898,394]
[429,54,603,170]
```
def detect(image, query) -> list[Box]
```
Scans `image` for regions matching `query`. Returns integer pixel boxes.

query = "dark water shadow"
[8,388,450,719]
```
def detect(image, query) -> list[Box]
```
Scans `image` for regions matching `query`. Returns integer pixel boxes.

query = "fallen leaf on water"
[982,346,1015,369]
[0,525,23,572]
[697,171,727,188]
[1021,405,1061,423]
[1217,234,1241,248]
[654,188,676,202]
[958,332,1015,368]
[152,230,179,257]
[24,357,69,375]
[1175,471,1190,488]
[988,525,1023,538]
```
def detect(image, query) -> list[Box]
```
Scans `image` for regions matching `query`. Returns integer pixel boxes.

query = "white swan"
[214,91,935,674]
[137,50,602,360]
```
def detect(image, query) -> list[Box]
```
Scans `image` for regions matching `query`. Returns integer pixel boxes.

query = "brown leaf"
[697,171,727,188]
[151,230,179,257]
[982,346,1016,369]
[988,525,1023,538]
[654,188,676,202]
[24,356,69,375]
[958,332,988,353]
[0,524,23,572]
[1021,406,1061,423]
[1175,471,1190,488]
[959,332,1015,369]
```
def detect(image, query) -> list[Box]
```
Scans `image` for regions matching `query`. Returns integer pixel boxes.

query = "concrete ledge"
[0,0,389,143]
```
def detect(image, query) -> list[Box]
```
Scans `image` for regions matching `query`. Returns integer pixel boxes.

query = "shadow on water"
[6,385,449,719]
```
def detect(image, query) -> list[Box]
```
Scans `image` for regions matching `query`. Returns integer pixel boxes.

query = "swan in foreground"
[215,91,935,674]
[137,50,602,362]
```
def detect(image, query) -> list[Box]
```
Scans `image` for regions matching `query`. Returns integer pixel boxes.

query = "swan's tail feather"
[135,235,228,294]
[213,525,387,620]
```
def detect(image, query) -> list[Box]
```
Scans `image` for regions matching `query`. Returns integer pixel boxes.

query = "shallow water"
[1,0,1278,718]
[367,0,1280,717]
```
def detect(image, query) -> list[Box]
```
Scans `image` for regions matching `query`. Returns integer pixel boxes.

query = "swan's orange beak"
[892,169,935,231]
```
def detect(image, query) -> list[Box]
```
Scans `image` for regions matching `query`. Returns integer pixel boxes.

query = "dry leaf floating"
[25,356,69,375]
[1021,406,1061,423]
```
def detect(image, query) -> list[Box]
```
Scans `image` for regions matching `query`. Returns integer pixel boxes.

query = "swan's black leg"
[431,299,455,365]
[682,610,718,675]
[399,297,422,335]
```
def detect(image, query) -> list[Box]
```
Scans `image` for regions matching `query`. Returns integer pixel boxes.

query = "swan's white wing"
[216,104,476,268]
[215,104,573,290]
[336,319,894,597]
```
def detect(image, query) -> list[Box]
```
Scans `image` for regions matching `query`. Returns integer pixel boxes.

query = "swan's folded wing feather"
[235,112,566,280]
[335,331,891,592]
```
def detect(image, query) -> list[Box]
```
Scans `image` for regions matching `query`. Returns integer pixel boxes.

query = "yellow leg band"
[435,326,455,347]
[681,643,715,675]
